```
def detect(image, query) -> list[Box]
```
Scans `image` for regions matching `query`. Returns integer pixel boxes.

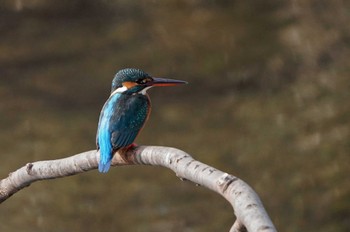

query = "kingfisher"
[96,68,187,173]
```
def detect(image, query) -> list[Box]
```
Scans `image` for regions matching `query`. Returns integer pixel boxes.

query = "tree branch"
[0,146,276,232]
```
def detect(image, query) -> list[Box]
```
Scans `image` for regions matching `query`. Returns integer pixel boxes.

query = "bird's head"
[111,68,187,95]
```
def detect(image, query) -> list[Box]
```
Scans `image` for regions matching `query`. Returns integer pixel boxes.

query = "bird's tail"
[98,138,113,173]
[98,159,111,173]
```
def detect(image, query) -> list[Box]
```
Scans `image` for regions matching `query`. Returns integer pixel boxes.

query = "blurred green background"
[0,0,349,231]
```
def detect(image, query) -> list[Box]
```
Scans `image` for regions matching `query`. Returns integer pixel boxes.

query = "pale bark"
[0,146,276,232]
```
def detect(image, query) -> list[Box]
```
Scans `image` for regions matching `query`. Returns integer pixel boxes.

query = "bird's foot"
[117,143,138,156]
[127,143,138,150]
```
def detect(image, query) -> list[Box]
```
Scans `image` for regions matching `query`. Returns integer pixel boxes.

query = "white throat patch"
[140,86,153,95]
[111,86,128,96]
[110,85,153,96]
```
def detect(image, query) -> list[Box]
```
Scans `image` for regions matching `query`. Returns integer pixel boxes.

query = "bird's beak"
[149,77,188,86]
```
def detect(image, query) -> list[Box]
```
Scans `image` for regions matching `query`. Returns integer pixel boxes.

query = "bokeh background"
[0,1,349,231]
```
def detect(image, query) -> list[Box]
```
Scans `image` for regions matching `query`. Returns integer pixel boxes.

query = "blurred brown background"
[0,1,349,231]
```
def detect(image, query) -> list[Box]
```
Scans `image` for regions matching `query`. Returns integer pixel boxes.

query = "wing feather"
[109,94,150,149]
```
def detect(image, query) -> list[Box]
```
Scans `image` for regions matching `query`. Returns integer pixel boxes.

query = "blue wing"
[96,93,150,173]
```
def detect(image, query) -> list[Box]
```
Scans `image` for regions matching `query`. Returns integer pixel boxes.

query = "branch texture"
[0,146,276,232]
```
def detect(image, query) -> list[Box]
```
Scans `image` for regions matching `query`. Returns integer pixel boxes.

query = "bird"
[96,68,187,173]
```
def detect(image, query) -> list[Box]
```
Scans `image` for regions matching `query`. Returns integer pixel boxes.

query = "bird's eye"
[136,78,149,84]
